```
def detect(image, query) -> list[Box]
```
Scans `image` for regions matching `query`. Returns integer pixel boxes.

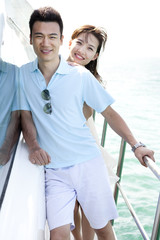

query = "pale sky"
[28,0,160,61]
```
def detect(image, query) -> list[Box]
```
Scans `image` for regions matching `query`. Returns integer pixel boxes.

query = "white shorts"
[45,156,118,231]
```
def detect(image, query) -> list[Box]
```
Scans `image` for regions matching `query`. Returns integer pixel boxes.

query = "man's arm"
[21,110,51,165]
[101,106,155,166]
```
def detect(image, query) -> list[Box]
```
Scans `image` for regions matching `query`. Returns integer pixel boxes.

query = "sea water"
[95,57,160,239]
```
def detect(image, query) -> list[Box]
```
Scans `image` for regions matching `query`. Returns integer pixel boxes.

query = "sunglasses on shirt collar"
[41,89,52,114]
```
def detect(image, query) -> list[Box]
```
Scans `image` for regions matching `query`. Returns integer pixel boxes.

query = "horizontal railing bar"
[117,183,150,240]
[144,156,160,181]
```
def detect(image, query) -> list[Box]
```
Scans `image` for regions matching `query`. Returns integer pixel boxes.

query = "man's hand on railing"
[29,146,51,166]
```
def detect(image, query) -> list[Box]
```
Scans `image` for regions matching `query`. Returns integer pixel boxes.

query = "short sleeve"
[82,71,115,113]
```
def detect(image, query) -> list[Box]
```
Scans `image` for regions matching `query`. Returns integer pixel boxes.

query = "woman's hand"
[134,147,155,167]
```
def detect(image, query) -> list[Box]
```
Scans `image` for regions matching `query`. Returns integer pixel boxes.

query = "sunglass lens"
[41,89,51,100]
[43,103,52,114]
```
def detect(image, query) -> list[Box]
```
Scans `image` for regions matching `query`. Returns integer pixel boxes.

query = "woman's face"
[68,32,99,66]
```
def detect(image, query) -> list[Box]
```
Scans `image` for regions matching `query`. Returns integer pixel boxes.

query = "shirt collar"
[30,55,71,75]
[56,55,71,75]
[30,58,38,72]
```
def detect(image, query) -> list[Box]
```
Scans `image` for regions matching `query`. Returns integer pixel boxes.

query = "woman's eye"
[76,41,82,45]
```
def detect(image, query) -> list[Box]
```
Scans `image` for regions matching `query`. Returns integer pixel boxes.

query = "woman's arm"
[21,110,51,165]
[83,102,93,120]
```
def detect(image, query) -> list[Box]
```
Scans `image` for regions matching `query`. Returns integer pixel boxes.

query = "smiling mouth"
[41,49,52,54]
[75,53,84,60]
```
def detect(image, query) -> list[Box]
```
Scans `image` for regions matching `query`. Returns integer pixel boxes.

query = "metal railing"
[98,113,160,240]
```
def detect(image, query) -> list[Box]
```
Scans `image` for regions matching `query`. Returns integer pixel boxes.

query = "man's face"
[30,21,63,64]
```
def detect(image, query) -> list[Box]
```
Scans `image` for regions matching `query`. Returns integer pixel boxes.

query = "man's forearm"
[21,110,51,165]
[21,110,39,150]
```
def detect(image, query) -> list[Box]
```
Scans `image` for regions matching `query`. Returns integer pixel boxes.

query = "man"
[20,7,154,240]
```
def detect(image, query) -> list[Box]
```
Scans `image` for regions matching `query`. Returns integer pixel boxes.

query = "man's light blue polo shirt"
[0,59,19,147]
[20,56,115,168]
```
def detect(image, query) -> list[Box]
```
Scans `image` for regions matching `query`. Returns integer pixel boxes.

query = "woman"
[67,25,118,240]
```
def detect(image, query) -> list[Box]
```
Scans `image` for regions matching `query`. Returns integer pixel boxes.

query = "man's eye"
[50,36,57,39]
[36,35,43,38]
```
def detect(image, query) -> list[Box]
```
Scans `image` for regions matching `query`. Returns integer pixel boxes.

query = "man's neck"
[38,56,60,85]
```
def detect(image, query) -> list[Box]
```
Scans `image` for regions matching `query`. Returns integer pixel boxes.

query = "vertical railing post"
[156,224,160,240]
[101,119,108,147]
[113,139,126,205]
[151,193,160,240]
[93,110,96,121]
[112,139,126,226]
